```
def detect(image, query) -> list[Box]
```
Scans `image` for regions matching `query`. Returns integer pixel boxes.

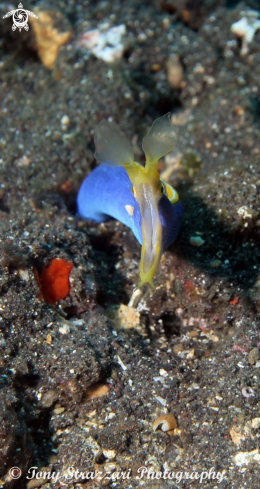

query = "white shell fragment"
[231,10,260,55]
[152,413,177,432]
[234,448,260,466]
[251,418,260,429]
[237,206,258,219]
[58,323,70,335]
[78,24,126,63]
[61,115,70,130]
[103,449,116,459]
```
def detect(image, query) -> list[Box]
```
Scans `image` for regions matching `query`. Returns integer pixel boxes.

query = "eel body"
[77,164,183,251]
[77,113,183,288]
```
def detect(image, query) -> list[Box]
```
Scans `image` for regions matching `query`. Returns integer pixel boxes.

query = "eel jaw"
[134,183,162,289]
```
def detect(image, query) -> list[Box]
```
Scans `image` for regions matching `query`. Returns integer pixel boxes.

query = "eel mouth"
[134,183,162,288]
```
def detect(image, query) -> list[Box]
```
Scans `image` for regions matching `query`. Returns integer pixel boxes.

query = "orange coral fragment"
[38,259,73,304]
[30,9,72,70]
[230,297,240,305]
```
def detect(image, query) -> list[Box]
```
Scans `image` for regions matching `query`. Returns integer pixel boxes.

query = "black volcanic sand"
[1,1,260,488]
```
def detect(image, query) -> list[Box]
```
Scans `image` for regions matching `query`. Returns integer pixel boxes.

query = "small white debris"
[159,368,168,377]
[201,330,219,342]
[103,449,116,459]
[230,426,246,445]
[231,10,260,55]
[86,436,101,456]
[242,386,255,398]
[105,412,116,421]
[175,307,183,316]
[70,319,85,326]
[155,396,168,407]
[58,324,70,335]
[237,362,245,368]
[61,115,70,130]
[237,206,258,219]
[78,24,126,63]
[116,355,127,371]
[153,376,165,383]
[14,155,31,167]
[234,448,260,466]
[189,236,205,247]
[215,395,223,401]
[18,269,29,282]
[186,348,195,359]
[251,418,260,429]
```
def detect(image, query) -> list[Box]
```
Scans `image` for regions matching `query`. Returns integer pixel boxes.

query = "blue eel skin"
[77,164,183,251]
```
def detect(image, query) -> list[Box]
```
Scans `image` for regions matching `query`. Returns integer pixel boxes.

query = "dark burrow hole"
[14,373,42,389]
[0,199,10,213]
[147,94,184,120]
[159,311,182,338]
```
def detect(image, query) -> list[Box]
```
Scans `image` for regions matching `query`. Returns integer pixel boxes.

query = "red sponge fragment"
[37,258,73,304]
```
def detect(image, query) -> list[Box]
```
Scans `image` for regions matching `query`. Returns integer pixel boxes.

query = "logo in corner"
[3,3,38,32]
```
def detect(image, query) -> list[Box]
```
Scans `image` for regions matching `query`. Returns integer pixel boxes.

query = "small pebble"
[248,347,260,365]
[251,418,260,429]
[187,330,199,337]
[59,324,70,335]
[103,449,116,459]
[159,368,168,377]
[46,333,52,344]
[14,155,31,167]
[41,390,58,408]
[234,448,260,466]
[86,383,110,399]
[61,115,70,130]
[166,55,184,88]
[189,236,205,247]
[186,348,195,359]
[27,477,48,489]
[53,406,65,415]
[173,343,183,354]
[229,426,246,445]
[18,269,30,281]
[210,259,221,268]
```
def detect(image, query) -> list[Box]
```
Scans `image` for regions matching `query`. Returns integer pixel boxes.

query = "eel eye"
[161,179,179,204]
[160,181,166,194]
